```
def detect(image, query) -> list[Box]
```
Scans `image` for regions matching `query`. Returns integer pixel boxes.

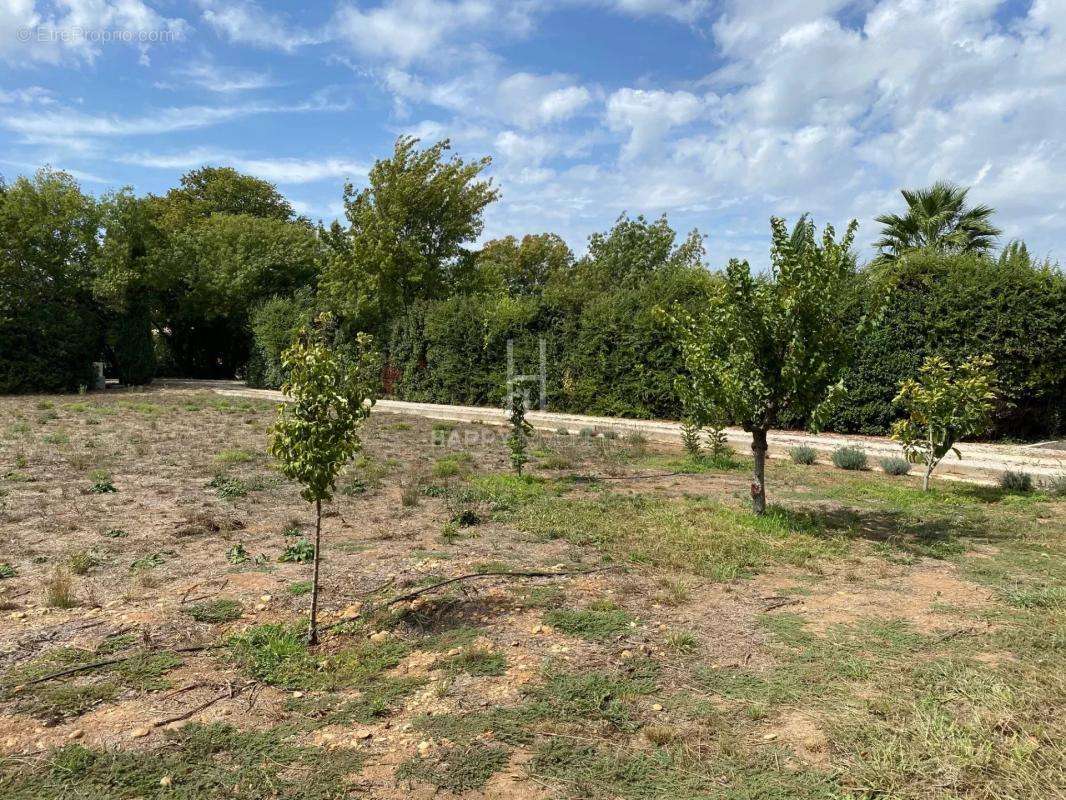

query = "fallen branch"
[153,682,243,729]
[6,643,223,691]
[762,598,802,612]
[385,566,616,608]
[935,626,977,643]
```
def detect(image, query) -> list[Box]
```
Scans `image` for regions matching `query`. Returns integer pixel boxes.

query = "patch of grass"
[545,602,635,640]
[102,528,127,538]
[432,452,473,479]
[513,493,844,581]
[287,580,313,596]
[208,473,267,500]
[339,454,392,495]
[0,722,364,799]
[88,477,116,494]
[186,598,244,623]
[665,630,699,654]
[526,664,659,731]
[440,646,507,677]
[227,624,409,691]
[287,676,426,726]
[397,744,509,792]
[214,449,256,465]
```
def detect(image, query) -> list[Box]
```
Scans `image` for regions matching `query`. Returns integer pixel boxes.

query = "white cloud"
[606,88,704,159]
[165,62,280,93]
[2,97,348,142]
[119,148,369,184]
[197,0,322,52]
[0,0,186,65]
[601,0,710,24]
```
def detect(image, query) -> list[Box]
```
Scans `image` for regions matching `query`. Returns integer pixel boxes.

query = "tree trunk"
[750,428,768,515]
[307,499,322,646]
[923,464,933,492]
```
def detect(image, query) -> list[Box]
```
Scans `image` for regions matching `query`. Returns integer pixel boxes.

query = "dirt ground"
[0,387,1062,799]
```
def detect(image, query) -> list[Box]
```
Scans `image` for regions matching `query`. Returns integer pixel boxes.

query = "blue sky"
[1,0,1063,267]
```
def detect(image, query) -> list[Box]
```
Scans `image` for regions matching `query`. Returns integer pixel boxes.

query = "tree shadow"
[775,504,998,560]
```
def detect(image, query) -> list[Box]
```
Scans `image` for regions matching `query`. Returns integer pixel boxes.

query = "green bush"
[246,290,314,389]
[879,456,912,476]
[832,446,868,471]
[790,446,817,465]
[999,470,1033,493]
[109,299,156,386]
[830,252,1066,439]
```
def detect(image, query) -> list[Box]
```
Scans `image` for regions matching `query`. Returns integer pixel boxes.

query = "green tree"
[891,354,997,491]
[506,388,534,476]
[874,181,1000,262]
[323,137,499,335]
[94,190,169,385]
[473,233,573,297]
[0,169,102,393]
[270,317,377,644]
[665,216,866,514]
[152,166,294,231]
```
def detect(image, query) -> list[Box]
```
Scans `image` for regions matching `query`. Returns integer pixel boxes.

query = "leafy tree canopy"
[152,166,294,231]
[874,181,1000,263]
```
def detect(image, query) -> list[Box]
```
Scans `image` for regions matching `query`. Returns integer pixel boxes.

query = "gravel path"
[155,379,1066,483]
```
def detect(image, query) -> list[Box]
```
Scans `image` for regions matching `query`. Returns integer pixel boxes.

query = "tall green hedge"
[830,252,1066,439]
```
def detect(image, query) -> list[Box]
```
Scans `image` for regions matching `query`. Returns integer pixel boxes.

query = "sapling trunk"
[308,498,322,645]
[751,428,768,515]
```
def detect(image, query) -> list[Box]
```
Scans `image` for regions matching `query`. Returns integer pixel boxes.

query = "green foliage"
[246,290,315,388]
[874,181,1001,262]
[186,598,244,623]
[999,470,1033,493]
[891,354,996,490]
[880,456,913,475]
[507,391,534,476]
[0,562,16,579]
[279,539,315,563]
[831,251,1065,439]
[0,169,103,393]
[397,745,509,792]
[831,446,868,471]
[545,603,635,639]
[270,318,376,503]
[680,420,702,459]
[666,215,867,512]
[790,445,817,465]
[323,136,499,335]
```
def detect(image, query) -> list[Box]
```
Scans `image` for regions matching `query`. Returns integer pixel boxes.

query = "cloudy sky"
[1,0,1063,266]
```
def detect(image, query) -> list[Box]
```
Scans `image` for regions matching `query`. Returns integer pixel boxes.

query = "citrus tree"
[891,354,996,491]
[665,216,868,514]
[270,316,377,644]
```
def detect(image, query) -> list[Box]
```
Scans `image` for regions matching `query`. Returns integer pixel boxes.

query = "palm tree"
[873,182,1001,262]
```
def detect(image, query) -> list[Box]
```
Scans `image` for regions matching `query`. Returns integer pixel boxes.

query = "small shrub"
[578,427,595,439]
[399,474,422,507]
[1000,470,1033,493]
[45,567,77,608]
[0,562,17,579]
[433,452,473,479]
[832,446,868,471]
[555,427,570,436]
[226,543,251,564]
[187,598,244,623]
[680,421,702,459]
[89,478,116,494]
[626,431,649,457]
[880,456,912,476]
[68,550,97,575]
[280,539,315,563]
[103,528,128,538]
[1043,474,1066,496]
[790,446,817,465]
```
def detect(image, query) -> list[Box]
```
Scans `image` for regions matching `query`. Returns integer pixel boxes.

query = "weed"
[287,677,425,726]
[208,473,266,500]
[665,630,699,654]
[999,470,1033,493]
[790,445,817,465]
[880,456,913,475]
[287,580,313,596]
[130,552,166,571]
[556,426,570,436]
[103,528,128,538]
[0,562,16,579]
[215,448,256,464]
[45,567,77,608]
[88,478,116,494]
[279,538,314,563]
[226,543,251,564]
[832,446,868,470]
[433,452,473,479]
[67,550,97,575]
[399,473,422,507]
[186,598,244,623]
